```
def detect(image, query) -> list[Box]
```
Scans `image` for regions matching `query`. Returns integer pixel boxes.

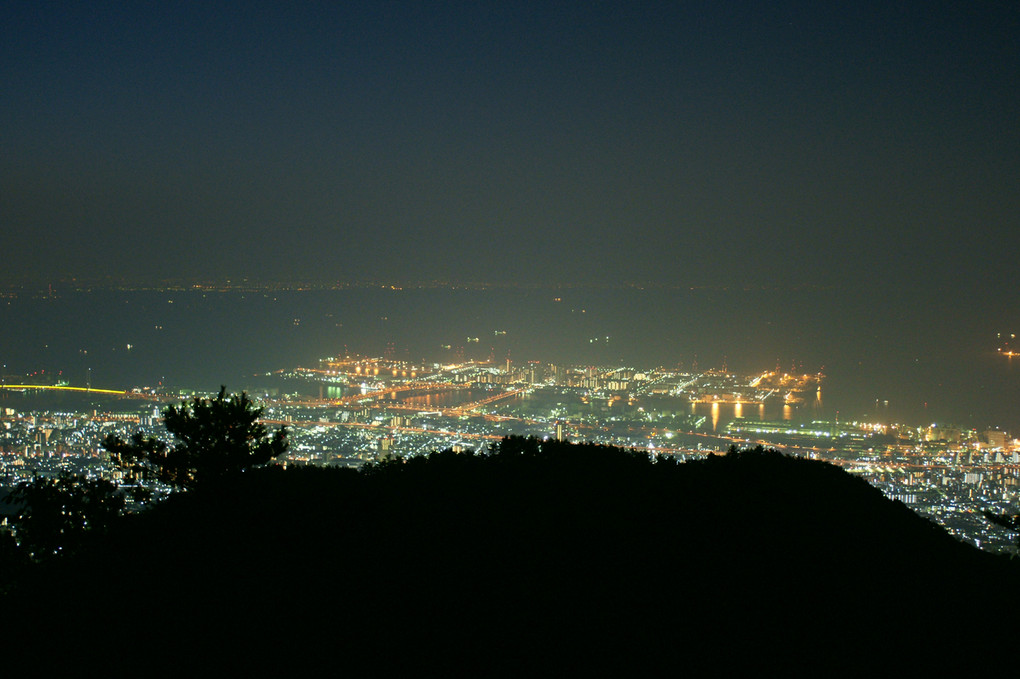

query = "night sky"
[3,1,1018,290]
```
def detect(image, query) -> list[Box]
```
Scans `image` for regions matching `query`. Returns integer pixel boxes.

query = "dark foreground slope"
[6,440,1017,668]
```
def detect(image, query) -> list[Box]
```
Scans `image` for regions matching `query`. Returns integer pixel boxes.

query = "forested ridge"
[4,438,1016,668]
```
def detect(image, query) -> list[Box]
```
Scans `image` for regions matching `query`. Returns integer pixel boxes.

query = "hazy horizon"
[4,2,1019,295]
[2,285,1017,433]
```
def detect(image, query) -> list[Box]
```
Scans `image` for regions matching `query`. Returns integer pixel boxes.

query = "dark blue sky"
[3,1,1018,290]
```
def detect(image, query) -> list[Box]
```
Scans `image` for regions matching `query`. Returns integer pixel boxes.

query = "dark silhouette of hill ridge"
[5,439,1016,668]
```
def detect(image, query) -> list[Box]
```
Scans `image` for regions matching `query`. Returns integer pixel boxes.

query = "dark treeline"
[4,438,1017,669]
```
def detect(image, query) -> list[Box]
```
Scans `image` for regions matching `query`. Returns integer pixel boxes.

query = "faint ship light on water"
[996,332,1017,358]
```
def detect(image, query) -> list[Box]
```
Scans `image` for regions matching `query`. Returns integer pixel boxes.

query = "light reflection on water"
[692,400,803,432]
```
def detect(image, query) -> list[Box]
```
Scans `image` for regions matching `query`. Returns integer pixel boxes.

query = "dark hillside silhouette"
[4,438,1016,668]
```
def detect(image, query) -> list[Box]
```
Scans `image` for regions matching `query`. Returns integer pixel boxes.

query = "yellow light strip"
[0,385,126,395]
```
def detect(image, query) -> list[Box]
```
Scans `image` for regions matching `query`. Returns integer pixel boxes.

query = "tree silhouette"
[0,528,29,586]
[983,510,1020,555]
[3,471,124,560]
[104,386,288,490]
